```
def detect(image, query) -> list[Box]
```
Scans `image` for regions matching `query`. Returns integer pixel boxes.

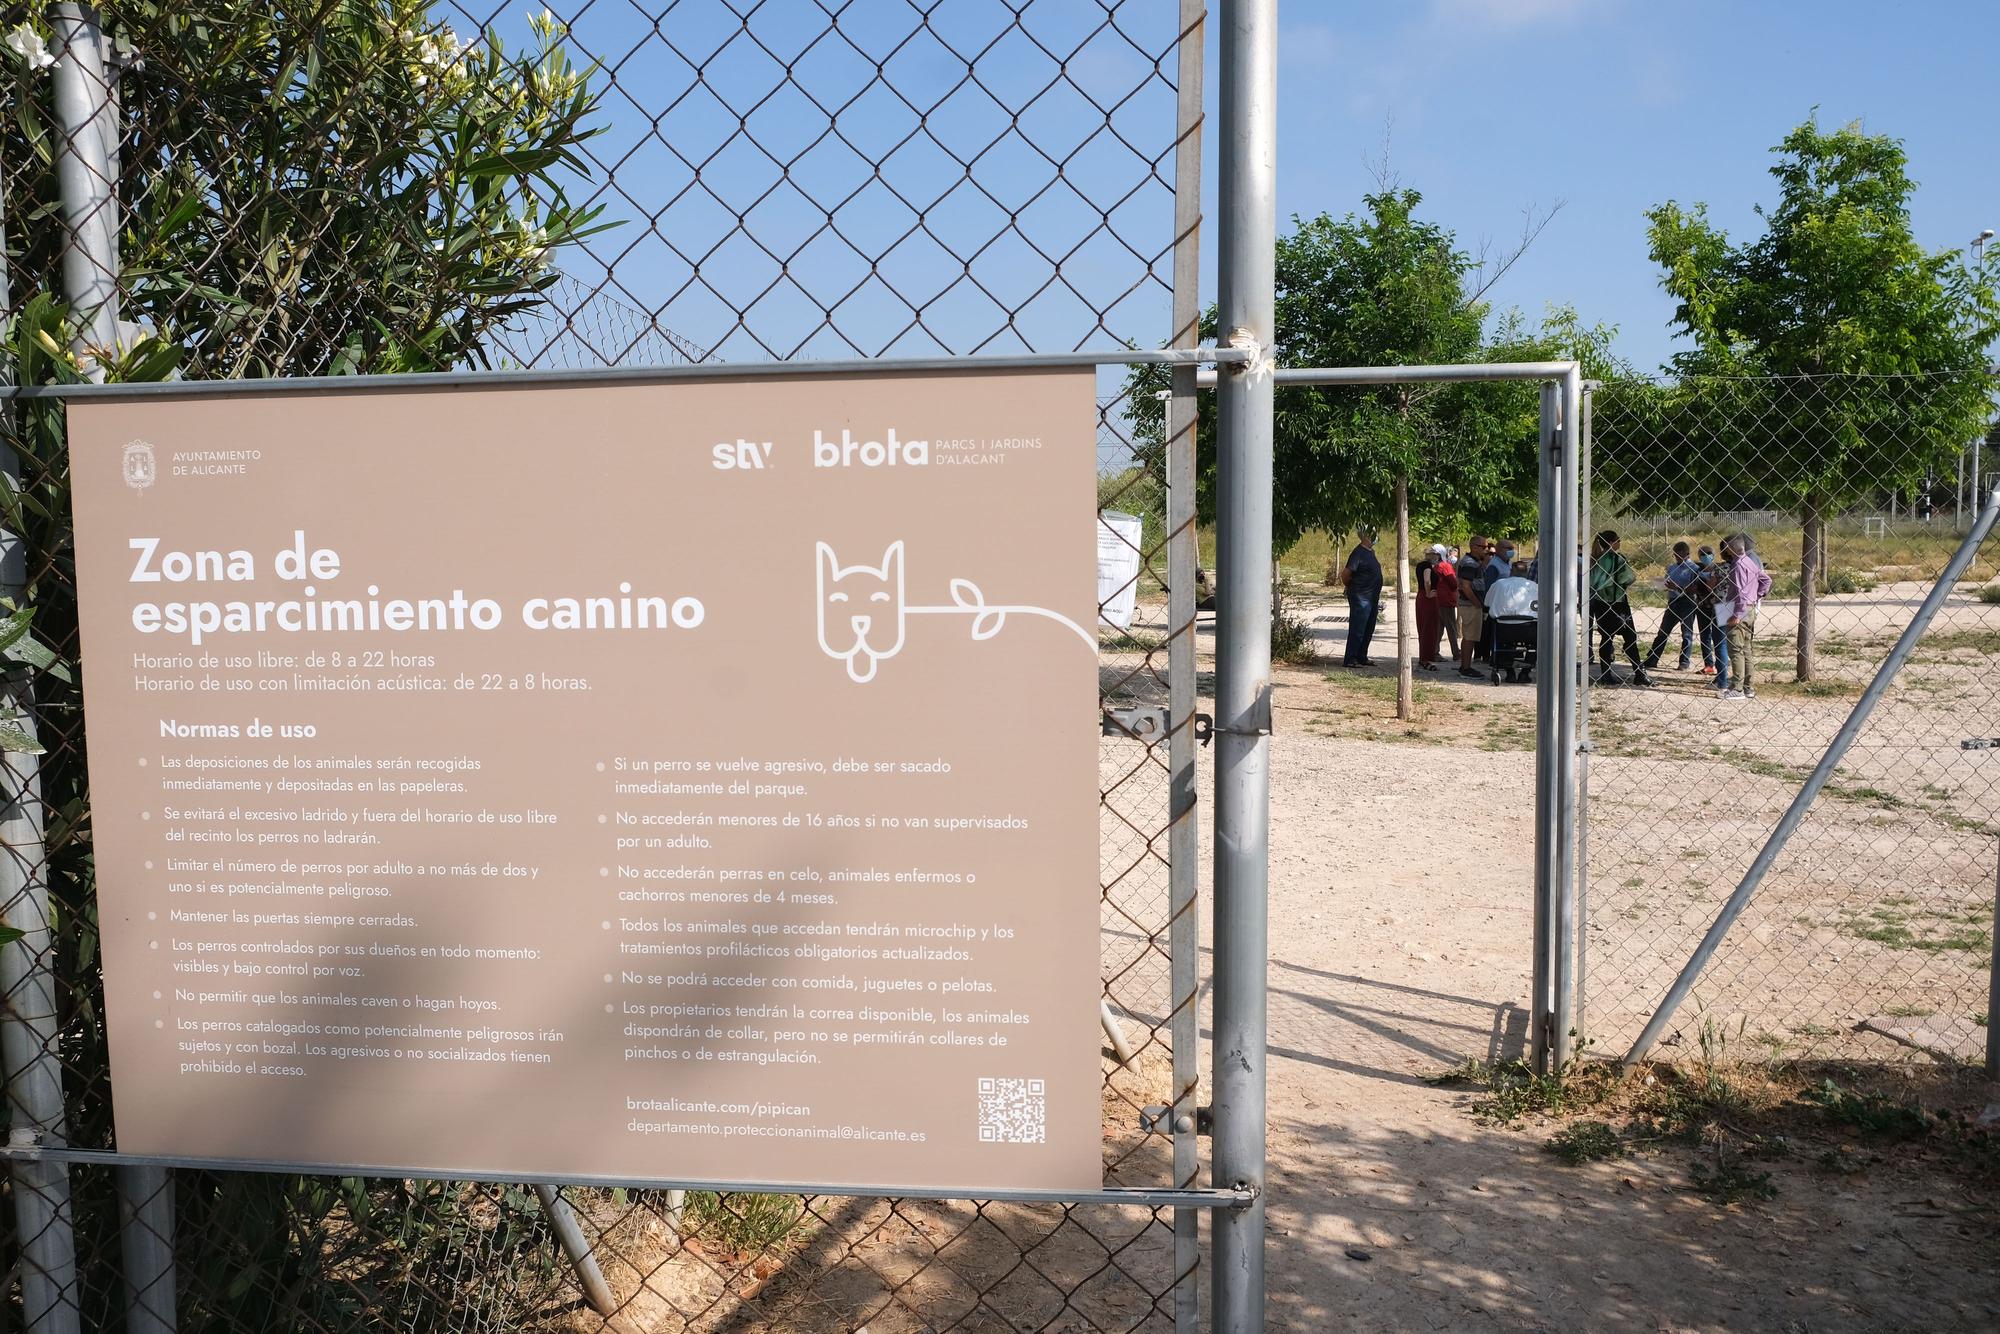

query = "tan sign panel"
[70,370,1101,1191]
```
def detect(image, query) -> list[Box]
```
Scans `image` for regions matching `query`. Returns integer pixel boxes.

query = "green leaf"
[0,723,45,755]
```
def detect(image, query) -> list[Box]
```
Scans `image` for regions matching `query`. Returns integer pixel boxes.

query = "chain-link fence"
[1580,372,2000,1064]
[0,1,1216,1327]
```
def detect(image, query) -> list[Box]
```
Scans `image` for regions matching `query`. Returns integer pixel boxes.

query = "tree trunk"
[1395,475,1414,721]
[1817,518,1830,592]
[1796,494,1822,682]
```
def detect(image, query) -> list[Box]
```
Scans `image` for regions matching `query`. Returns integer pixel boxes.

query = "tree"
[1637,117,1999,679]
[1123,191,1578,716]
[3,0,607,376]
[1272,193,1488,717]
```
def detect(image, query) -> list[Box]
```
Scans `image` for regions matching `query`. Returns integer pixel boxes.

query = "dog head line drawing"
[816,541,906,683]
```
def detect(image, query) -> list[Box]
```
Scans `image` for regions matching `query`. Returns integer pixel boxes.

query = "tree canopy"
[1606,116,1999,677]
[2,0,608,376]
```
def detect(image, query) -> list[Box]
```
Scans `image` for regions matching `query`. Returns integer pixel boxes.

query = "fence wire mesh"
[1580,372,2000,1065]
[0,1,1207,1328]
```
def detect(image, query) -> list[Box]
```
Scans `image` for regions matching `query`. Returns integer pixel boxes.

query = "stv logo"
[122,440,156,492]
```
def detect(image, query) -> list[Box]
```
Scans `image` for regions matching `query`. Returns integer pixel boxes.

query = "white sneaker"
[1718,690,1744,700]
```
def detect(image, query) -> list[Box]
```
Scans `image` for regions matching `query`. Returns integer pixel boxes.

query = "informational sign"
[1095,511,1143,631]
[70,369,1101,1191]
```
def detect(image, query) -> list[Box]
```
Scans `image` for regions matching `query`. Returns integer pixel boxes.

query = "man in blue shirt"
[1481,540,1514,662]
[1644,541,1710,672]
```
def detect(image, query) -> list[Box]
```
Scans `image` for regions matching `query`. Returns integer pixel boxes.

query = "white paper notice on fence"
[1096,511,1143,630]
[68,370,1101,1192]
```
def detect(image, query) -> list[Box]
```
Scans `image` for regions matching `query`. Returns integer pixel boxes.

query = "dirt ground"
[1239,589,2000,1331]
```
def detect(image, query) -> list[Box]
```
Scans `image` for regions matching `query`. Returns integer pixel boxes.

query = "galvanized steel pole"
[0,214,83,1333]
[1210,2,1275,1329]
[51,5,119,363]
[54,8,176,1328]
[1627,486,2000,1064]
[1531,384,1558,1073]
[1574,385,1595,1047]
[1987,839,2000,1078]
[1167,1,1206,1327]
[1552,367,1582,1068]
[532,1184,617,1316]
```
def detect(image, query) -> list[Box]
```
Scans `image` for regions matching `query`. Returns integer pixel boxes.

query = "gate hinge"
[1102,706,1169,743]
[1138,1104,1212,1136]
[1193,713,1213,746]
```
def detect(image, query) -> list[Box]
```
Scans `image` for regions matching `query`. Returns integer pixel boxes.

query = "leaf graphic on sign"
[950,579,1007,640]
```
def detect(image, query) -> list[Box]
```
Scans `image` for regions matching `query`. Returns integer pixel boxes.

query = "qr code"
[977,1077,1046,1144]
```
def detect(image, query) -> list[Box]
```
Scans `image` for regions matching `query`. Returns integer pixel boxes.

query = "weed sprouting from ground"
[1690,1150,1777,1206]
[1802,1079,1930,1140]
[684,1192,807,1255]
[1271,578,1317,665]
[1428,1042,1614,1127]
[1544,1120,1622,1164]
[1437,1017,2000,1212]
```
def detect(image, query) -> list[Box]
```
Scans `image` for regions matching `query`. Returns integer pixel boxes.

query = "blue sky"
[1253,0,1999,372]
[456,2,1994,377]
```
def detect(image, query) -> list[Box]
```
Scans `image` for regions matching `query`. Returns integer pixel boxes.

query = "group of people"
[1587,530,1771,699]
[1338,526,1774,700]
[1340,532,1537,675]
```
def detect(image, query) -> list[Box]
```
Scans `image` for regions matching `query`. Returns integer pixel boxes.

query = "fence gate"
[0,2,1275,1331]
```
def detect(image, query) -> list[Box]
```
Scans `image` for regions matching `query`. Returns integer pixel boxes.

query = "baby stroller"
[1485,577,1539,685]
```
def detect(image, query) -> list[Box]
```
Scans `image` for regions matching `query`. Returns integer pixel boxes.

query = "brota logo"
[813,428,929,468]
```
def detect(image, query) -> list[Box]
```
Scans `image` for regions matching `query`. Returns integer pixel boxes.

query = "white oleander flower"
[5,25,57,72]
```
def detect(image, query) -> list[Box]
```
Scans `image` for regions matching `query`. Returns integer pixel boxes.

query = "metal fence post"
[1211,1,1274,1330]
[53,7,177,1328]
[1625,484,2000,1064]
[1531,383,1558,1073]
[0,15,89,1333]
[0,257,83,1332]
[531,1184,617,1316]
[1987,837,1999,1078]
[1552,367,1582,1068]
[51,5,119,363]
[1574,384,1594,1048]
[1167,2,1206,1327]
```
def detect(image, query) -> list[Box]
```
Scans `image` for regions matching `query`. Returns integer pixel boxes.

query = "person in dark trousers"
[1413,544,1444,670]
[1480,538,1515,663]
[1698,544,1731,691]
[1690,544,1721,676]
[1645,541,1710,671]
[1436,546,1461,662]
[1588,530,1652,686]
[1340,528,1382,668]
[1455,536,1488,677]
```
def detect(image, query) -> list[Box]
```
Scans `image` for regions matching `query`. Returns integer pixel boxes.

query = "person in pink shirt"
[1716,532,1772,700]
